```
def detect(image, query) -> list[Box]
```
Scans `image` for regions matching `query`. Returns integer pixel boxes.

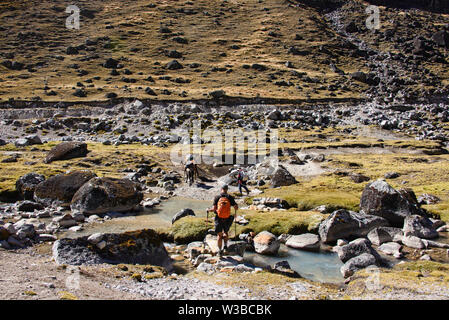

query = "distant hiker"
[237,168,249,196]
[207,184,238,256]
[184,154,199,185]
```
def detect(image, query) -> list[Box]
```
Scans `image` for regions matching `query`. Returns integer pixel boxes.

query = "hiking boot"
[217,249,223,257]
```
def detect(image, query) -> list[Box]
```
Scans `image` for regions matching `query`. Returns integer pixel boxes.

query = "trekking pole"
[234,208,238,240]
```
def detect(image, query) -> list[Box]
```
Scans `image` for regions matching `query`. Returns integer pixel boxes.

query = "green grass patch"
[238,209,327,236]
[169,216,214,244]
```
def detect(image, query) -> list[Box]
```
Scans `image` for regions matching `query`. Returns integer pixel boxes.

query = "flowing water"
[61,197,211,238]
[244,245,344,284]
[59,197,345,283]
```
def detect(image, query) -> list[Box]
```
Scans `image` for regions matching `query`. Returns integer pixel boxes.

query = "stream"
[59,197,345,283]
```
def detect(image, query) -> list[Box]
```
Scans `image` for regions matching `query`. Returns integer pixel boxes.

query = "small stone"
[96,241,107,250]
[87,233,104,244]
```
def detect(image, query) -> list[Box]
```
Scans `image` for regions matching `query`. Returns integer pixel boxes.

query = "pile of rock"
[248,197,289,211]
[187,235,257,274]
[317,179,448,278]
[0,219,56,249]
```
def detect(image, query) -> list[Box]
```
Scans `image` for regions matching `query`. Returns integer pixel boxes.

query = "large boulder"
[253,231,280,255]
[16,173,45,200]
[367,227,403,246]
[71,177,143,215]
[360,180,423,227]
[340,253,378,278]
[52,229,172,269]
[44,142,89,164]
[34,171,97,206]
[403,215,438,239]
[285,233,320,251]
[318,209,389,244]
[171,208,195,224]
[270,165,297,188]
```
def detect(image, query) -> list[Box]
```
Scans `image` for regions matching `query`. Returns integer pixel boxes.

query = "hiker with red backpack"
[206,184,238,257]
[237,168,250,196]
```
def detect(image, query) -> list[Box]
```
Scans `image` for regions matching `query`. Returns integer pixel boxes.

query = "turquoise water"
[59,197,344,283]
[244,244,344,284]
[61,197,211,238]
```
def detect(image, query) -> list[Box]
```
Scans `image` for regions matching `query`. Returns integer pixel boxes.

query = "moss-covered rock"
[44,141,88,164]
[52,229,172,269]
[71,177,143,215]
[34,170,96,206]
[169,216,214,244]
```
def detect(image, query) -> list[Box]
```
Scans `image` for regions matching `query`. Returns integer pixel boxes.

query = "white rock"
[68,226,83,232]
[87,233,104,244]
[420,254,432,261]
[378,242,402,257]
[96,241,107,250]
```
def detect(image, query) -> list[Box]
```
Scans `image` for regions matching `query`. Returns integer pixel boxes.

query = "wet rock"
[285,233,320,251]
[360,180,423,227]
[52,229,172,269]
[34,171,97,206]
[277,234,292,244]
[340,253,377,278]
[402,235,426,249]
[319,209,389,244]
[403,215,438,239]
[172,208,195,224]
[367,227,403,245]
[378,242,402,258]
[44,142,88,163]
[270,261,301,278]
[71,177,143,215]
[270,165,297,188]
[253,231,280,255]
[336,238,380,263]
[16,173,45,200]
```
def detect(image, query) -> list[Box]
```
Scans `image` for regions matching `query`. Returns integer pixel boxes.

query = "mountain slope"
[0,0,447,103]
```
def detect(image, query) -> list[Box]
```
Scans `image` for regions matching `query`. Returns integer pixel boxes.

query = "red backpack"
[216,196,231,219]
